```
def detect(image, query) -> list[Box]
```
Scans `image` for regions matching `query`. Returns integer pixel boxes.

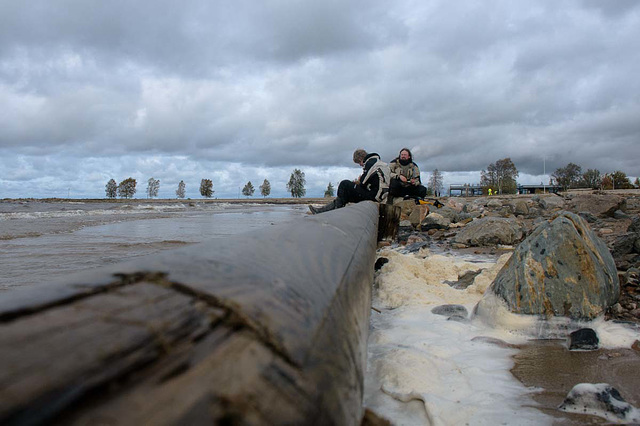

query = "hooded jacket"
[359,153,390,202]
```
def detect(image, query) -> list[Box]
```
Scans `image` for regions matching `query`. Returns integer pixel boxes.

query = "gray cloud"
[1,0,639,198]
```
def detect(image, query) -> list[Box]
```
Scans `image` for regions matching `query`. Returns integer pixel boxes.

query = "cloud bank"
[1,0,639,198]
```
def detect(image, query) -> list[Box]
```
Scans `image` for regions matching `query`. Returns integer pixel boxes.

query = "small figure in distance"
[488,188,493,196]
[388,148,427,201]
[309,149,390,214]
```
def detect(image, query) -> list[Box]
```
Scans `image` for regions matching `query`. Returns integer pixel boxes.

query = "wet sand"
[512,340,640,424]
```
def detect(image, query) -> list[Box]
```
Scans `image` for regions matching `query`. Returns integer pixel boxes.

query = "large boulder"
[537,195,565,210]
[452,217,524,247]
[611,216,640,258]
[479,212,619,320]
[510,200,530,216]
[487,199,502,209]
[566,193,626,218]
[420,212,450,230]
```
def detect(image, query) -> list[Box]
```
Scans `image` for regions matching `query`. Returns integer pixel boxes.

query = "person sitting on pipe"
[309,149,390,214]
[388,147,428,201]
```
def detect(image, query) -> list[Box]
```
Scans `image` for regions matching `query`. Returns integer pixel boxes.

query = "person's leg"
[308,180,349,214]
[415,185,428,198]
[388,178,408,198]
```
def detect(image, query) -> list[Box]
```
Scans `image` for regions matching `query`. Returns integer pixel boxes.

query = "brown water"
[0,200,307,289]
[512,340,640,425]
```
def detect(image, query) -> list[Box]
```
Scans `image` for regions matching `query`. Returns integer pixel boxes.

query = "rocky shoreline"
[392,190,640,324]
[378,190,640,424]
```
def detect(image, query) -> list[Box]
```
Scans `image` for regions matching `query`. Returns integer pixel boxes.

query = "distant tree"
[552,163,582,190]
[200,179,214,198]
[324,182,335,198]
[146,177,160,198]
[601,175,613,190]
[611,171,633,189]
[635,177,640,188]
[176,180,186,199]
[105,179,117,199]
[582,169,602,189]
[480,158,518,194]
[259,179,271,197]
[242,181,255,197]
[429,169,443,196]
[117,177,137,199]
[287,169,306,198]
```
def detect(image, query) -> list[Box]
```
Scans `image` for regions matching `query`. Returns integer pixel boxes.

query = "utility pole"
[543,157,546,194]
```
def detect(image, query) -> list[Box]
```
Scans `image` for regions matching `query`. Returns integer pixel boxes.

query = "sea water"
[366,247,640,425]
[0,201,307,289]
[2,201,639,424]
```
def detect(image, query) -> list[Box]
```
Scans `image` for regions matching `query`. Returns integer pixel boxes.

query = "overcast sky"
[1,0,639,199]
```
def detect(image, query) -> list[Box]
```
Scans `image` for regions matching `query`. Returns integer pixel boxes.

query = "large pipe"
[0,201,380,425]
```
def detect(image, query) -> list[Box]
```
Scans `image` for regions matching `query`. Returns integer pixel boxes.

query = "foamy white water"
[366,247,640,425]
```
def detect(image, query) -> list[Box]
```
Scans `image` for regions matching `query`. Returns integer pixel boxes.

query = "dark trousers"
[389,178,427,198]
[337,180,376,204]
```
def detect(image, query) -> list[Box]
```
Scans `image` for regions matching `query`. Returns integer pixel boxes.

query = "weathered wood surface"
[0,201,380,425]
[377,204,400,241]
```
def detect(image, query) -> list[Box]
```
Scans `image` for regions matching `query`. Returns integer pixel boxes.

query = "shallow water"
[366,246,640,425]
[0,201,307,289]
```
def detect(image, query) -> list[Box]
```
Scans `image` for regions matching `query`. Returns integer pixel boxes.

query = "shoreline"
[511,340,640,424]
[1,197,330,205]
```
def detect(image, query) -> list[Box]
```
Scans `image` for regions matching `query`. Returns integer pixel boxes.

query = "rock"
[626,197,640,211]
[431,304,469,318]
[446,200,464,212]
[452,217,524,247]
[444,270,483,290]
[400,241,430,253]
[599,228,614,235]
[566,194,626,218]
[394,200,418,220]
[408,204,429,228]
[614,209,630,219]
[511,200,529,216]
[578,211,599,223]
[420,212,451,230]
[435,206,459,223]
[447,315,468,322]
[374,257,389,271]
[559,383,640,424]
[569,328,599,350]
[538,195,565,210]
[479,212,619,320]
[628,216,640,234]
[612,233,638,258]
[399,220,412,227]
[632,340,640,351]
[377,241,391,249]
[487,199,502,209]
[611,303,624,315]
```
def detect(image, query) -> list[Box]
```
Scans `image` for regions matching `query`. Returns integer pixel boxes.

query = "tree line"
[105,161,638,199]
[104,169,312,199]
[551,163,637,191]
[479,157,638,195]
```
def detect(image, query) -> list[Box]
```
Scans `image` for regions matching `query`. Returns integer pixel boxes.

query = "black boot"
[308,198,344,214]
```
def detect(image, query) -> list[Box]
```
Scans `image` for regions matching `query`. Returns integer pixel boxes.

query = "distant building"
[517,184,562,194]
